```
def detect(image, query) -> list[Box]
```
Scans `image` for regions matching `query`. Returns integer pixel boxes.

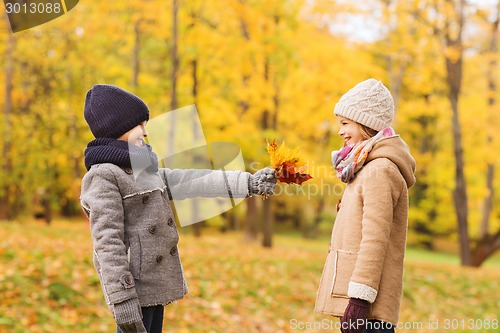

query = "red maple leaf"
[277,161,313,185]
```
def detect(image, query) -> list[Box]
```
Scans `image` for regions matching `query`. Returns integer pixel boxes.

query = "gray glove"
[119,322,147,333]
[248,167,277,196]
[113,298,147,333]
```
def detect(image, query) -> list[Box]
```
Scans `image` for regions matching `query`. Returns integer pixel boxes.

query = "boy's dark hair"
[84,84,150,139]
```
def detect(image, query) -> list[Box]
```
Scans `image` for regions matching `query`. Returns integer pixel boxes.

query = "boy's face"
[337,116,363,146]
[118,121,148,147]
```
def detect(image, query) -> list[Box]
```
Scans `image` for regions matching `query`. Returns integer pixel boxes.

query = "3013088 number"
[5,2,62,14]
[443,319,498,330]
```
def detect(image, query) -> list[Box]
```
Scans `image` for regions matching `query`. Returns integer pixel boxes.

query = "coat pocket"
[331,250,358,297]
[128,235,141,280]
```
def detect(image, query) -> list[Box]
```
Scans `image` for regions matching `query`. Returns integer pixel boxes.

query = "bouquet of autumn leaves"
[266,139,312,192]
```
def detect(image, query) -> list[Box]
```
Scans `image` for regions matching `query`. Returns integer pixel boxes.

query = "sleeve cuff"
[348,281,377,303]
[108,288,139,304]
[113,297,143,325]
[225,171,250,198]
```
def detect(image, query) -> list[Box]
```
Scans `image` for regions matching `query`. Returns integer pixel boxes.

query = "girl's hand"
[340,298,370,333]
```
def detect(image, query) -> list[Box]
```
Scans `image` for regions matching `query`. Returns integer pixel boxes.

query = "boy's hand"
[249,167,277,196]
[119,322,147,333]
[113,298,147,333]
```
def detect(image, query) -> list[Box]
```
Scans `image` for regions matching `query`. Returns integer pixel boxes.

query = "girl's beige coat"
[315,136,416,325]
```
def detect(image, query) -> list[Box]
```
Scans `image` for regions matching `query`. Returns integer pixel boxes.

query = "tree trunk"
[132,19,141,89]
[42,196,52,225]
[238,8,258,241]
[262,198,273,248]
[412,96,439,249]
[191,57,203,238]
[43,77,54,225]
[221,210,238,231]
[386,53,405,109]
[272,74,279,132]
[238,8,251,119]
[0,24,15,221]
[167,0,179,162]
[170,0,179,111]
[379,0,407,108]
[261,56,274,247]
[292,206,303,230]
[261,59,270,129]
[304,198,325,239]
[192,219,202,237]
[450,84,470,266]
[229,212,237,230]
[471,0,500,266]
[244,196,258,241]
[444,0,471,266]
[479,164,494,238]
[63,68,81,217]
[479,0,499,239]
[471,231,500,267]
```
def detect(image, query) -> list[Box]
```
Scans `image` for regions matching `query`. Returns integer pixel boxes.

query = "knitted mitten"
[340,298,370,333]
[248,167,277,196]
[113,298,147,333]
[118,322,147,333]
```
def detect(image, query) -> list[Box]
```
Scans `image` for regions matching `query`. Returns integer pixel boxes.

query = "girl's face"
[118,121,148,147]
[337,116,363,146]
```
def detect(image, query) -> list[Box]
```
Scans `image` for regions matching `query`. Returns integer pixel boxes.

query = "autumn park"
[1,0,500,332]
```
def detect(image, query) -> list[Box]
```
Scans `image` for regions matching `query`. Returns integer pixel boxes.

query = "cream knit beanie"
[334,78,394,131]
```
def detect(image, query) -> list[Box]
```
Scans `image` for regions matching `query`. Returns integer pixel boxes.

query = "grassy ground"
[0,219,499,333]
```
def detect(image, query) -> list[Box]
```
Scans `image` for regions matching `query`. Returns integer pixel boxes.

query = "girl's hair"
[358,124,379,140]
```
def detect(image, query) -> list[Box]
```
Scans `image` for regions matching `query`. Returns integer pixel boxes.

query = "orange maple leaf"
[266,139,312,185]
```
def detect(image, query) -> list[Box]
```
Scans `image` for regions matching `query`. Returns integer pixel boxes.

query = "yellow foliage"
[266,139,308,171]
[0,0,499,245]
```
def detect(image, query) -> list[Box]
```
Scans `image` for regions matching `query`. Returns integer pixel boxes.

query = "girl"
[314,79,416,333]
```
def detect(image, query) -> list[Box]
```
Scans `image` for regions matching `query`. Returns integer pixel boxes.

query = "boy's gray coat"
[80,163,250,308]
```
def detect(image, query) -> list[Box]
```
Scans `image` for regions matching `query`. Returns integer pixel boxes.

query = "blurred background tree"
[0,0,499,266]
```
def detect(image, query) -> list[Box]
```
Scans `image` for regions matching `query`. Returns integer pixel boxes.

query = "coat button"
[125,275,134,285]
[124,168,133,175]
[148,225,157,234]
[142,195,150,204]
[170,247,177,256]
[156,255,163,263]
[168,218,174,227]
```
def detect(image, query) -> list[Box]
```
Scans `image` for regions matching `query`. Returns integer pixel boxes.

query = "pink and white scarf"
[331,127,396,183]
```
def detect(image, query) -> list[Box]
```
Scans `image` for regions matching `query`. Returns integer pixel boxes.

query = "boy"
[80,84,276,333]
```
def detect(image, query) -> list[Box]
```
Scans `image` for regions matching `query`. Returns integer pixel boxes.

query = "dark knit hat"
[84,84,150,138]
